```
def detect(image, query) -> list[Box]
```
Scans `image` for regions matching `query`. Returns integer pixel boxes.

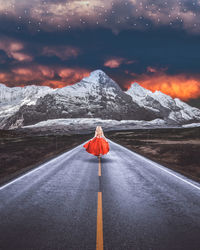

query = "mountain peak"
[126,82,152,97]
[77,69,122,91]
[130,82,141,87]
[0,83,8,89]
[82,69,109,84]
[91,69,106,76]
[129,82,151,91]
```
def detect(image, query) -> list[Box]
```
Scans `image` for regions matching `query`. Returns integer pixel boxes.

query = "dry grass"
[0,130,93,185]
[105,127,200,183]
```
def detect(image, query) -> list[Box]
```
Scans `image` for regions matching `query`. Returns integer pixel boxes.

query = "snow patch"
[22,118,166,129]
[182,123,200,128]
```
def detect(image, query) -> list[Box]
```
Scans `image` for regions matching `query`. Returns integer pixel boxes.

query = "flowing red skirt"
[83,137,109,156]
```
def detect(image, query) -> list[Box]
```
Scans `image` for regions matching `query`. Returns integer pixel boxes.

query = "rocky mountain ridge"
[0,70,200,129]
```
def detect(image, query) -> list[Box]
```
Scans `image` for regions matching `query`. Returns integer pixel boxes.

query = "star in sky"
[0,0,199,33]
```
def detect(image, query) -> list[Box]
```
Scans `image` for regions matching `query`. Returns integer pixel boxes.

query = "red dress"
[83,135,109,156]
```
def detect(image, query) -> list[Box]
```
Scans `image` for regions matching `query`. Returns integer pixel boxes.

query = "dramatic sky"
[0,0,200,107]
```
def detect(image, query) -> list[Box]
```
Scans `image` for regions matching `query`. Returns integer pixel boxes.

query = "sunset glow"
[126,73,200,101]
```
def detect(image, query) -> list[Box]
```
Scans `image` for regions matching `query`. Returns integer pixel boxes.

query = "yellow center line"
[98,156,101,176]
[96,156,103,250]
[96,192,103,250]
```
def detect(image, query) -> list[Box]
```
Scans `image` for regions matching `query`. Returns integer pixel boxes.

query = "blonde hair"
[95,126,103,136]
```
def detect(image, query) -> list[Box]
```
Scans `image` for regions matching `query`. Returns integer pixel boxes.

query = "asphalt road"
[0,139,200,250]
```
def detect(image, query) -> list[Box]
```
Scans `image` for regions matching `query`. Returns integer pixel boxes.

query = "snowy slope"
[21,117,169,134]
[0,83,55,104]
[125,82,178,110]
[0,83,55,117]
[23,117,166,128]
[125,82,200,124]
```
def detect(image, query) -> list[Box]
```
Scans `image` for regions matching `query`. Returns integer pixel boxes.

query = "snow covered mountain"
[125,82,200,125]
[0,69,200,129]
[0,83,55,129]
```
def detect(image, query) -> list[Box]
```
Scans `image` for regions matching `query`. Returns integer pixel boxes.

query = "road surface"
[0,139,200,250]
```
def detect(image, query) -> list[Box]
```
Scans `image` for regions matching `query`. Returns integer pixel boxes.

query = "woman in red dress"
[83,126,109,157]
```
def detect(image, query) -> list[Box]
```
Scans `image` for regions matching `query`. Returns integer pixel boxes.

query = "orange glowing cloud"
[146,66,168,73]
[146,66,157,73]
[58,68,90,85]
[11,52,33,62]
[38,66,54,78]
[0,73,9,82]
[42,68,90,88]
[0,39,33,62]
[12,68,34,77]
[9,66,51,84]
[104,58,136,68]
[126,72,200,101]
[42,80,67,89]
[104,58,124,68]
[9,42,23,51]
[4,65,90,88]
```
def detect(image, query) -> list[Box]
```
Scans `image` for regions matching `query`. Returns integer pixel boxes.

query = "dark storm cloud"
[1,24,200,82]
[0,0,200,105]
